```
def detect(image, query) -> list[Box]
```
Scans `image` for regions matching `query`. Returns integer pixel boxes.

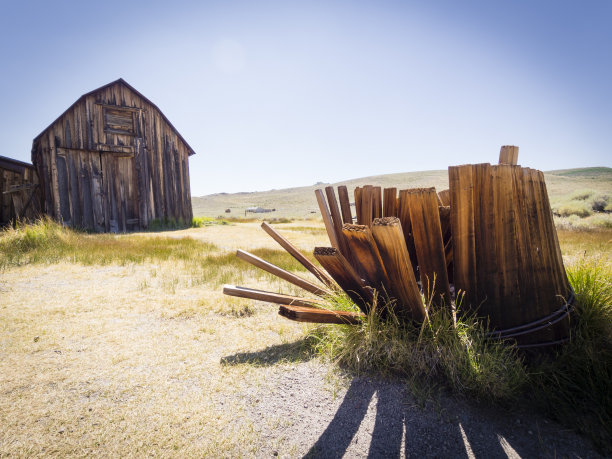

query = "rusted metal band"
[487,289,575,339]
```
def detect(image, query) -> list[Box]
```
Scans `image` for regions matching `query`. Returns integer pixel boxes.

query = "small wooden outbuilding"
[0,155,40,226]
[31,78,195,232]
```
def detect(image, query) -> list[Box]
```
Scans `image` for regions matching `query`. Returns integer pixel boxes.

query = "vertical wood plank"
[371,217,425,320]
[448,165,478,308]
[499,145,519,165]
[472,163,499,313]
[361,185,373,226]
[337,185,353,224]
[325,186,351,258]
[406,187,451,307]
[383,187,397,217]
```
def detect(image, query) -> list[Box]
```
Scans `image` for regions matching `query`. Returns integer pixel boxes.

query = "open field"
[1,218,610,456]
[192,167,612,219]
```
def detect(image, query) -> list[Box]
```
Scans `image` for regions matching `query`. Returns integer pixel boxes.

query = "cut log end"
[342,223,369,232]
[372,216,400,227]
[314,246,339,256]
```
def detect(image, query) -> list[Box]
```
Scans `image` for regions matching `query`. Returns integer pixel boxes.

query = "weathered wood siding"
[0,156,40,226]
[31,79,194,232]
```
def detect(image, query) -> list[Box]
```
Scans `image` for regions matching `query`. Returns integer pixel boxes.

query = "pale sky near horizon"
[1,0,610,195]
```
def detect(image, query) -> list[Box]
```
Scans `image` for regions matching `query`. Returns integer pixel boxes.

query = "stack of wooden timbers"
[223,146,574,349]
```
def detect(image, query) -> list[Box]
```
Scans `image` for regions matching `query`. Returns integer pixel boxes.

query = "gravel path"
[224,360,603,458]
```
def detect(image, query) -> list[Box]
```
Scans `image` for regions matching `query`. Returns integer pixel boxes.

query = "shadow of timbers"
[220,338,317,366]
[304,377,539,459]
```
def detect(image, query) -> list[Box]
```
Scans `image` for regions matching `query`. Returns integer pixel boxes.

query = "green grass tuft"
[0,217,218,269]
[308,294,527,402]
[528,255,612,453]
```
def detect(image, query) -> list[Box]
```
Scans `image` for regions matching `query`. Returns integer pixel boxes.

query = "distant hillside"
[192,167,612,219]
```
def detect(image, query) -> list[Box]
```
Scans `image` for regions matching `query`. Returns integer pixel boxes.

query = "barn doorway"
[101,154,139,232]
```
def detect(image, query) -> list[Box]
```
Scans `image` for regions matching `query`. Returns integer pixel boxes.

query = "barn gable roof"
[32,78,196,156]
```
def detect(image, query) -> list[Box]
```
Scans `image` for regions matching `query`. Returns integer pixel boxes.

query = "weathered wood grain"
[316,189,340,249]
[438,189,451,206]
[222,284,323,307]
[371,217,425,320]
[342,224,390,292]
[314,246,373,313]
[236,249,332,297]
[31,78,194,232]
[499,145,519,165]
[279,305,363,324]
[325,186,351,258]
[383,187,397,217]
[337,185,353,224]
[261,221,337,289]
[405,187,451,307]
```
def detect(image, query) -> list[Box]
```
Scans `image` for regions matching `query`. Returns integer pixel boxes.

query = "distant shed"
[0,155,40,226]
[31,78,195,232]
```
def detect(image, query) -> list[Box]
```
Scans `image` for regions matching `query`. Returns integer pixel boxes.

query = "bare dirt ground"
[0,256,603,457]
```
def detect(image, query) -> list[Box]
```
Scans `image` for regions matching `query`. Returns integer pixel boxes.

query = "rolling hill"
[192,167,612,219]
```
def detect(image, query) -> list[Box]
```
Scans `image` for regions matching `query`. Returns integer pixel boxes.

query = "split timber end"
[342,223,369,232]
[372,216,400,226]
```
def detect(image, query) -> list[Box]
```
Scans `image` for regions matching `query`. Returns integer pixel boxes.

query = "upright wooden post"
[449,165,477,308]
[405,188,451,307]
[337,185,353,224]
[499,145,519,165]
[342,224,390,292]
[371,217,425,320]
[383,188,397,217]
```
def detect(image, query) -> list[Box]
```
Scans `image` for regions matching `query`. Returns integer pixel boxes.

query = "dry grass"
[1,218,610,456]
[0,221,331,457]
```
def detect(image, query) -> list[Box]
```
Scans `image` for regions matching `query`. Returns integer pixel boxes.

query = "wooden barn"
[31,78,195,232]
[0,155,40,226]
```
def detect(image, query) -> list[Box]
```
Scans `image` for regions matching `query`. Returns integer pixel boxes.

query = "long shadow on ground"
[221,339,316,366]
[304,377,591,458]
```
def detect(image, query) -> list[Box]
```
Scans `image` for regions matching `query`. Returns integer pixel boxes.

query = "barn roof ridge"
[31,78,196,156]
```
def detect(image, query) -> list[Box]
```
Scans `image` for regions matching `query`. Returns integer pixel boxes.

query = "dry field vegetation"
[0,219,337,456]
[1,167,611,457]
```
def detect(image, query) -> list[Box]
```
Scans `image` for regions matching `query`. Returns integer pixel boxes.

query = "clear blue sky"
[1,0,610,195]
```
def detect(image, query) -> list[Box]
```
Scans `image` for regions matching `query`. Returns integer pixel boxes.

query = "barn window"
[103,107,137,135]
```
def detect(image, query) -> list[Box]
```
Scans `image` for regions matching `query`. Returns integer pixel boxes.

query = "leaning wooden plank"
[373,186,382,219]
[314,247,373,313]
[405,188,451,307]
[449,165,477,309]
[223,285,324,307]
[261,221,337,288]
[325,186,351,258]
[438,189,451,206]
[337,185,353,224]
[315,189,340,249]
[397,189,419,278]
[279,305,363,325]
[383,188,397,217]
[360,185,373,226]
[342,224,390,291]
[371,217,425,320]
[236,249,332,297]
[354,187,363,224]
